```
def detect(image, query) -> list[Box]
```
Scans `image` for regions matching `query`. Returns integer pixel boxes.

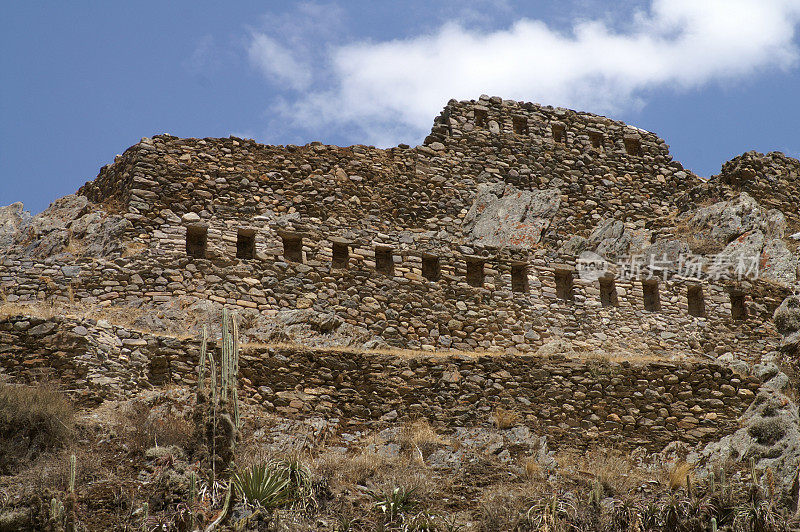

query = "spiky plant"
[232,463,290,511]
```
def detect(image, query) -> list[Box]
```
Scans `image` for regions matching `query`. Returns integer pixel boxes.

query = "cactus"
[50,497,64,530]
[68,453,76,494]
[710,517,717,532]
[198,326,208,397]
[65,453,77,532]
[194,308,240,479]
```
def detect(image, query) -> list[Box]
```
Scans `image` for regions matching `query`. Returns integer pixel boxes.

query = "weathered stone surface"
[685,192,785,244]
[701,387,800,509]
[0,202,31,248]
[760,238,798,285]
[462,182,560,248]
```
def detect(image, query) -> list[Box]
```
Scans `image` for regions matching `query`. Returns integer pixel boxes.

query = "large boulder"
[0,202,31,248]
[584,218,651,260]
[462,182,560,248]
[685,192,785,244]
[4,194,130,259]
[775,296,800,336]
[760,239,798,285]
[701,387,800,510]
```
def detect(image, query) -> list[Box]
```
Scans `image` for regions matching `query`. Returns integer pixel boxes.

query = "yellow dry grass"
[491,406,521,430]
[667,461,694,491]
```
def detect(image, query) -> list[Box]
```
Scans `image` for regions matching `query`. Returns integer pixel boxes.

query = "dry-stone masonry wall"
[1,96,791,356]
[0,314,762,451]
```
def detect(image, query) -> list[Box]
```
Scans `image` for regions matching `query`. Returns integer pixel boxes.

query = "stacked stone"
[0,314,761,451]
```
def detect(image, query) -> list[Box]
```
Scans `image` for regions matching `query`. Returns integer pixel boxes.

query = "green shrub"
[231,463,290,511]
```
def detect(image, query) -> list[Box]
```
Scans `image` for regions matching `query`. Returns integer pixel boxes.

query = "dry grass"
[556,448,650,497]
[523,456,542,480]
[116,400,193,454]
[491,406,520,429]
[0,383,75,473]
[666,461,694,491]
[396,420,449,460]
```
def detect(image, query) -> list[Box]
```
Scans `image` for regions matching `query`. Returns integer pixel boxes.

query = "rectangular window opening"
[186,226,207,259]
[512,116,528,135]
[624,137,642,156]
[422,255,440,281]
[552,124,566,144]
[236,229,256,260]
[474,108,488,128]
[282,235,303,263]
[375,246,394,275]
[599,277,618,307]
[687,285,705,317]
[642,280,661,312]
[332,241,349,269]
[555,268,574,301]
[730,292,748,320]
[511,263,529,293]
[466,259,485,287]
[588,131,604,150]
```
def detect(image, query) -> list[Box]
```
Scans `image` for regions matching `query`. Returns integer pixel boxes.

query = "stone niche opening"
[730,291,748,320]
[588,131,604,150]
[375,246,394,275]
[236,228,256,260]
[599,276,618,307]
[687,285,705,317]
[281,234,303,263]
[466,258,485,287]
[422,254,441,281]
[511,263,529,293]
[555,267,574,301]
[474,108,488,128]
[512,116,529,135]
[552,123,566,144]
[624,136,642,156]
[642,279,661,312]
[331,241,349,269]
[186,225,208,259]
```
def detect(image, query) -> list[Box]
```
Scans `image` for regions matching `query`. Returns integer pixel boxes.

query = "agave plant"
[231,463,290,511]
[368,486,417,522]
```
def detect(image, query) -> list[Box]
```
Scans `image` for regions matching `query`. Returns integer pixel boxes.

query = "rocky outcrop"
[701,385,800,509]
[0,203,31,249]
[462,182,560,248]
[775,295,800,355]
[684,192,785,245]
[3,195,131,259]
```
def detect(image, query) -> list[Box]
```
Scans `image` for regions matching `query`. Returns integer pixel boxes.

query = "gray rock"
[701,388,800,509]
[714,230,764,278]
[0,202,31,248]
[685,192,785,244]
[462,182,560,248]
[760,238,797,285]
[774,296,800,335]
[587,218,651,260]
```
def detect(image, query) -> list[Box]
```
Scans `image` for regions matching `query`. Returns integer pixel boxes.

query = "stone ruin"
[1,96,800,498]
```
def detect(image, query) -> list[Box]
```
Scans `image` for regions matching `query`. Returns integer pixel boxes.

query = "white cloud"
[250,0,800,145]
[248,34,313,91]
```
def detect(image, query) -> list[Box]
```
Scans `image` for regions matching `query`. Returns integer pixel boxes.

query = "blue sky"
[3,0,800,213]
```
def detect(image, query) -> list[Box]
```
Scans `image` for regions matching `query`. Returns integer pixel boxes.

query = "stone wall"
[2,96,790,357]
[0,243,786,356]
[0,314,761,450]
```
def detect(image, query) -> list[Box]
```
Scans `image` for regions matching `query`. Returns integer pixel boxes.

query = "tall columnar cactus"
[194,309,240,478]
[64,453,77,532]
